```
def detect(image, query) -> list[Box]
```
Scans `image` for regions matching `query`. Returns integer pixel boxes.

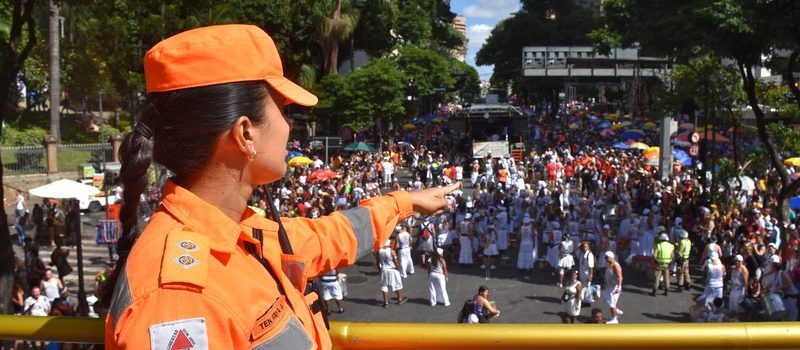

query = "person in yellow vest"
[676,229,692,291]
[652,233,675,296]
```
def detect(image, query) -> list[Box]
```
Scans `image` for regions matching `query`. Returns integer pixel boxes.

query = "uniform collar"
[160,180,254,254]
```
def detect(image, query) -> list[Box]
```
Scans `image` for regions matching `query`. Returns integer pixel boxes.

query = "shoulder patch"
[149,317,208,350]
[160,228,210,289]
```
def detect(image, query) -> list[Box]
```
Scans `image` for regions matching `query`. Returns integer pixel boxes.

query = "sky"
[450,0,521,81]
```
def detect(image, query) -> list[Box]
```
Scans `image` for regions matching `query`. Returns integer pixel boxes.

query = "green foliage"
[656,58,742,118]
[1,125,46,147]
[397,46,454,98]
[313,58,406,129]
[396,3,432,47]
[767,124,800,159]
[448,58,480,102]
[758,83,800,120]
[351,0,397,57]
[476,0,595,86]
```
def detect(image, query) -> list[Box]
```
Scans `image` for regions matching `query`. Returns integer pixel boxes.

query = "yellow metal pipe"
[1,315,799,349]
[0,315,104,344]
[328,322,800,350]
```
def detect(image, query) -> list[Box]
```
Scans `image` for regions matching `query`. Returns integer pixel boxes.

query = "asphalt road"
[328,249,703,324]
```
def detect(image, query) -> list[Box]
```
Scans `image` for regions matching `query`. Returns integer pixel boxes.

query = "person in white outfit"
[495,207,509,252]
[23,286,51,316]
[728,255,748,316]
[378,240,407,308]
[701,251,726,307]
[603,251,624,323]
[40,269,63,304]
[560,269,583,324]
[396,225,415,278]
[577,241,595,286]
[517,216,537,276]
[482,225,499,269]
[428,248,450,306]
[319,269,345,313]
[761,255,799,321]
[557,234,576,287]
[382,157,394,188]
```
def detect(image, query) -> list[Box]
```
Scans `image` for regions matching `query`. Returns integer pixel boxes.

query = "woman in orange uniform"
[101,24,458,350]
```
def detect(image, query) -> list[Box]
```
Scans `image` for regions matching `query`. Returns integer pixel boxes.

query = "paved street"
[327,246,701,324]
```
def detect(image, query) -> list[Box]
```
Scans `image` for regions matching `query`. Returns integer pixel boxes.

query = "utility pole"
[48,0,61,141]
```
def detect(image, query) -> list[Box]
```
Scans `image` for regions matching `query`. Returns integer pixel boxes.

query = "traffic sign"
[688,145,699,157]
[690,132,700,143]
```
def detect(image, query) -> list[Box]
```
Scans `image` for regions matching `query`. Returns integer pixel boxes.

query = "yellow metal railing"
[1,315,800,349]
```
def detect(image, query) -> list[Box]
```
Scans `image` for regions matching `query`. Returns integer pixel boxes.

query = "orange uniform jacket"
[105,180,412,349]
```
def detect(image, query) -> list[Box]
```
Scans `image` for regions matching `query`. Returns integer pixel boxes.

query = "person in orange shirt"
[100,25,458,350]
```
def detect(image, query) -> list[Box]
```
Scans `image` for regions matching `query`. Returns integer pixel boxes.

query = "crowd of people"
[6,102,800,329]
[246,103,799,324]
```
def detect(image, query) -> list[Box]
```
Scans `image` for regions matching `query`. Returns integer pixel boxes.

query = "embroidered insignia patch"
[173,254,199,269]
[149,317,208,350]
[177,240,198,252]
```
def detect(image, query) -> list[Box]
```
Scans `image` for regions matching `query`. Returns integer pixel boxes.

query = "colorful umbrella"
[288,156,313,167]
[343,142,377,152]
[620,131,645,141]
[644,122,658,129]
[611,123,625,130]
[569,123,580,129]
[644,152,659,160]
[628,142,649,150]
[645,158,659,166]
[612,142,631,149]
[308,169,337,182]
[784,157,800,167]
[679,122,695,130]
[789,196,800,209]
[598,121,612,129]
[620,121,633,126]
[605,114,617,121]
[643,146,660,155]
[403,123,416,130]
[397,141,415,150]
[287,150,304,159]
[600,129,616,138]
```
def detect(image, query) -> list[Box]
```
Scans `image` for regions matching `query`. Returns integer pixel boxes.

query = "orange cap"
[144,24,317,106]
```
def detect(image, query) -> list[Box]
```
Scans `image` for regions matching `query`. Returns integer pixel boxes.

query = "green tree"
[351,0,397,57]
[350,57,407,122]
[0,0,37,316]
[396,45,454,115]
[476,0,596,89]
[311,0,358,76]
[447,58,480,103]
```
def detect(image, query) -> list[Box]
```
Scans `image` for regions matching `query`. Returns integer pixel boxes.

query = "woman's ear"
[231,116,255,157]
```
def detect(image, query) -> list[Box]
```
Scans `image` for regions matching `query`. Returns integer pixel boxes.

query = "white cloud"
[466,24,493,52]
[463,0,520,20]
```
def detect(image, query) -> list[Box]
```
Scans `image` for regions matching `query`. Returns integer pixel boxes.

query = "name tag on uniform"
[252,295,290,341]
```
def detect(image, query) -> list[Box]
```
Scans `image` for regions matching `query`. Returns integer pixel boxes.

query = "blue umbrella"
[598,121,612,129]
[421,113,436,122]
[789,196,800,210]
[620,131,644,141]
[672,148,690,160]
[287,150,304,159]
[612,142,631,149]
[678,157,692,166]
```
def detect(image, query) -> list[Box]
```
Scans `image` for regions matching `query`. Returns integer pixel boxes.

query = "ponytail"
[98,105,155,307]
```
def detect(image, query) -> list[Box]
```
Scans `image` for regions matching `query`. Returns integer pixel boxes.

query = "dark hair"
[478,285,489,294]
[99,81,269,306]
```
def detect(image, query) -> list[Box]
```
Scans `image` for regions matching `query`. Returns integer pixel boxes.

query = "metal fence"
[57,143,112,173]
[0,145,46,175]
[0,143,112,175]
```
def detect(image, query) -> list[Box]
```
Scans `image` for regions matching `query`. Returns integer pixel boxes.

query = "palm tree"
[313,0,358,76]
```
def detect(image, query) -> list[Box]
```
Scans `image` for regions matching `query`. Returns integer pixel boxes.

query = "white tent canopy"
[29,179,100,199]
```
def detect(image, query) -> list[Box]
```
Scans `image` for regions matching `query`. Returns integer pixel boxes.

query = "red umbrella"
[308,169,337,182]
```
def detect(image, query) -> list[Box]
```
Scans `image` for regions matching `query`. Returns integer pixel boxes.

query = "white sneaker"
[607,318,619,324]
[490,265,496,270]
[480,264,486,269]
[616,309,624,316]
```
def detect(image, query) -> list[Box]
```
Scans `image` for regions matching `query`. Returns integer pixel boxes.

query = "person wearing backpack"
[419,218,435,265]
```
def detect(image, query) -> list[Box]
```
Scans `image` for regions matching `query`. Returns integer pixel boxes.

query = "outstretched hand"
[408,182,461,215]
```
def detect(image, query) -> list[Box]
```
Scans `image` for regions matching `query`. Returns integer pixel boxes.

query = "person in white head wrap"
[378,238,407,307]
[603,251,624,323]
[396,224,415,278]
[728,254,748,315]
[428,248,450,306]
[700,251,725,307]
[761,254,799,321]
[517,216,537,274]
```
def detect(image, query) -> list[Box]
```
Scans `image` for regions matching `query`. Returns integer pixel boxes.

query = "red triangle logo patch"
[168,329,194,350]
